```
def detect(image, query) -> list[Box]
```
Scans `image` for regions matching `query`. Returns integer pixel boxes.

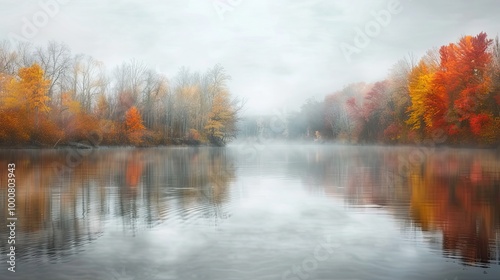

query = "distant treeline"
[239,32,500,147]
[0,41,242,147]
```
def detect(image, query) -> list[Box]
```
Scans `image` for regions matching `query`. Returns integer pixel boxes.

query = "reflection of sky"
[1,146,499,279]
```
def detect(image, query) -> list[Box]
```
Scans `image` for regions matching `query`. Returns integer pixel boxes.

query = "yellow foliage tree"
[406,60,436,135]
[0,64,52,144]
[204,90,236,146]
[4,63,50,113]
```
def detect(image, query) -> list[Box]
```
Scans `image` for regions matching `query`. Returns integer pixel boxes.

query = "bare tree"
[14,41,35,71]
[128,59,148,98]
[111,59,148,121]
[70,55,107,112]
[140,69,168,129]
[205,64,231,105]
[35,41,72,104]
[0,41,18,75]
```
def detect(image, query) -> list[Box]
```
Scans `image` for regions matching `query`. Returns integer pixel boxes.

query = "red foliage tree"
[433,33,493,138]
[469,113,491,136]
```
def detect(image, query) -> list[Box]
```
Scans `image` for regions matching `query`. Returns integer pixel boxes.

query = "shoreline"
[1,141,498,150]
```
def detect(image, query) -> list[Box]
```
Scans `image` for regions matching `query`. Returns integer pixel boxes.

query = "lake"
[1,144,499,280]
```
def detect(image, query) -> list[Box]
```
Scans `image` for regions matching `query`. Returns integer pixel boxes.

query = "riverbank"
[0,138,207,150]
[1,139,498,150]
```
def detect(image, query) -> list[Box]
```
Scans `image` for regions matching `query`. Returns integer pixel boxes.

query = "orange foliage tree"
[433,33,493,139]
[125,106,146,145]
[59,92,100,144]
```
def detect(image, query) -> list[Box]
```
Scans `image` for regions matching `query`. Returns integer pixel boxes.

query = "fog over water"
[1,1,500,279]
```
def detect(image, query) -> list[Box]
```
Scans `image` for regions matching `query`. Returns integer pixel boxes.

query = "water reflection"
[408,150,500,267]
[0,147,235,264]
[0,145,499,278]
[283,145,500,267]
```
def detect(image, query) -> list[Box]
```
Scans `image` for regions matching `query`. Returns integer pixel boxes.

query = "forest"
[1,32,500,148]
[240,32,500,147]
[0,40,242,147]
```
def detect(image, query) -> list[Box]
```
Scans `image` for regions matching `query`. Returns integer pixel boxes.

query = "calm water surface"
[0,144,499,280]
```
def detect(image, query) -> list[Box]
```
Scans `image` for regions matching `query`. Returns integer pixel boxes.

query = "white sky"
[1,0,499,114]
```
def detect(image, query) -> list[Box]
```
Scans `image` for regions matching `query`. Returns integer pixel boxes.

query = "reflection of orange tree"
[125,151,144,188]
[125,106,146,146]
[410,155,500,266]
[0,149,170,261]
[0,151,105,262]
[286,146,499,265]
[0,154,51,233]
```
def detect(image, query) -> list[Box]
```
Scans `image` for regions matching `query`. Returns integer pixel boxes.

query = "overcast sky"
[1,0,499,114]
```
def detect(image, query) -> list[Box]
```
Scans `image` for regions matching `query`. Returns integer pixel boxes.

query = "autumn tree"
[125,106,146,145]
[454,33,492,120]
[204,90,236,146]
[0,41,243,147]
[295,33,499,146]
[58,92,99,144]
[1,63,59,144]
[0,72,31,144]
[432,33,493,140]
[4,63,50,113]
[346,81,389,142]
[406,60,436,138]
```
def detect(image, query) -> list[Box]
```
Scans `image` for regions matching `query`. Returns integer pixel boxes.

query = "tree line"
[241,32,500,147]
[0,41,242,147]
